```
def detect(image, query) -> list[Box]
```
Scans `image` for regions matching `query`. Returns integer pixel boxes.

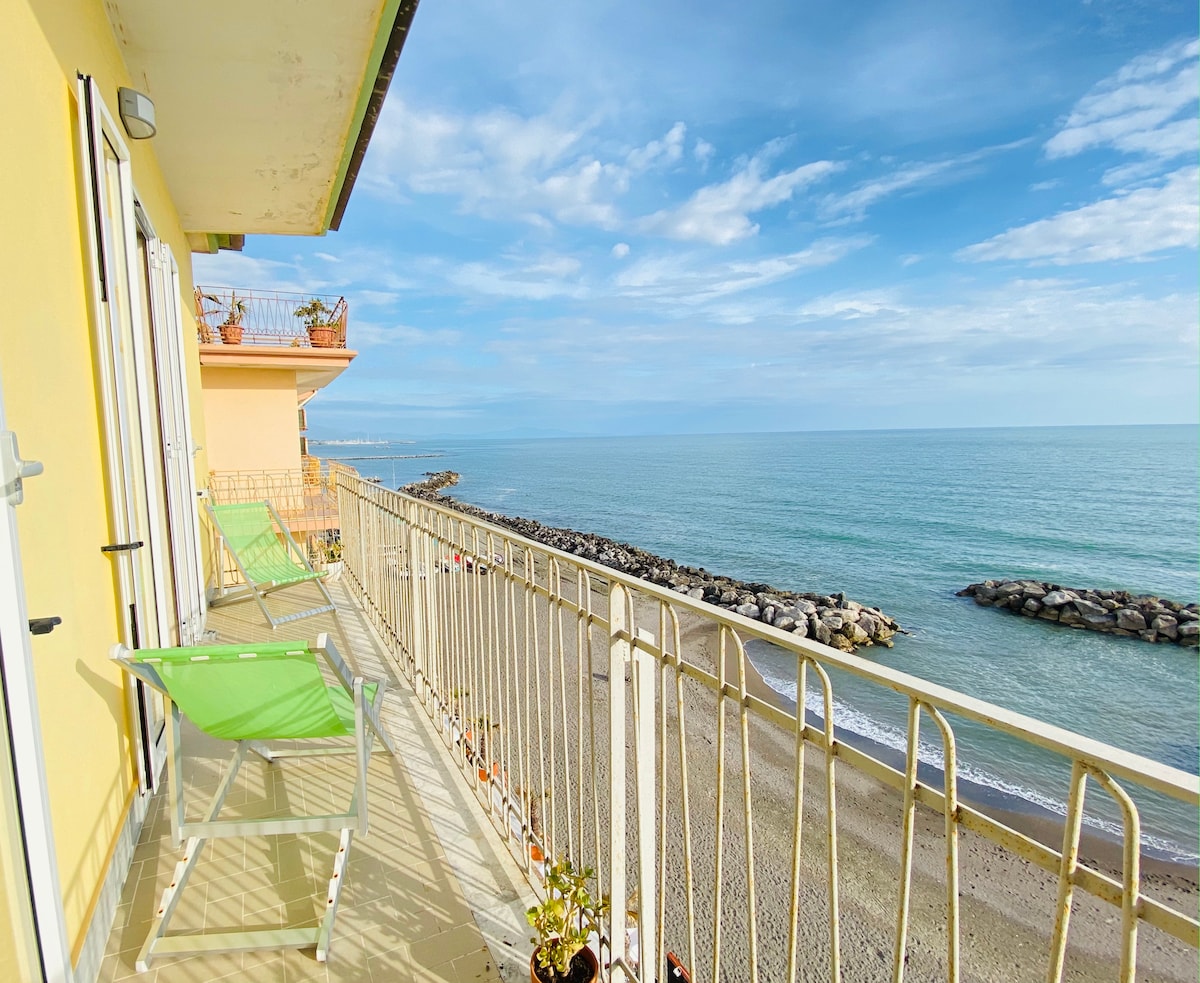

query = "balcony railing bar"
[334,474,1198,983]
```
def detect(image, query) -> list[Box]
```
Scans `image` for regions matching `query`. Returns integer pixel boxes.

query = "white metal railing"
[335,474,1199,983]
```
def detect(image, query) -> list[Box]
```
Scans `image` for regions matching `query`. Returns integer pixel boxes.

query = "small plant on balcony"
[308,536,344,580]
[294,298,338,348]
[204,292,248,344]
[526,856,607,983]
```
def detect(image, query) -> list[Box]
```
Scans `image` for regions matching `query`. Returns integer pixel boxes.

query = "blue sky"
[196,0,1199,438]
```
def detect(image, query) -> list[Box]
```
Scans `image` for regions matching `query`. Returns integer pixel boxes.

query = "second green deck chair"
[207,500,336,629]
[110,633,395,971]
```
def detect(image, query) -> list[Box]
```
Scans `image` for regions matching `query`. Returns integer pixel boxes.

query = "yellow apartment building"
[0,2,419,980]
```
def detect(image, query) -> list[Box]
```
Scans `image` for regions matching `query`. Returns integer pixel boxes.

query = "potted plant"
[207,292,247,344]
[294,298,338,348]
[526,856,608,983]
[470,715,500,783]
[309,537,344,580]
[321,537,344,580]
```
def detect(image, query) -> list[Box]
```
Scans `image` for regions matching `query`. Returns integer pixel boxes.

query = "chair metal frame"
[207,499,336,628]
[111,633,395,971]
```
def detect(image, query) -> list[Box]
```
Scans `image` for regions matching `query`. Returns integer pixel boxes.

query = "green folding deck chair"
[110,633,395,971]
[207,500,336,629]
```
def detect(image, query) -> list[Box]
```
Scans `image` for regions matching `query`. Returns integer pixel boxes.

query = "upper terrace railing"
[334,473,1199,983]
[195,286,349,348]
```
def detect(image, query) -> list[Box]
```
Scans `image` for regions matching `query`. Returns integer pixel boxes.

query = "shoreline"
[737,641,1197,877]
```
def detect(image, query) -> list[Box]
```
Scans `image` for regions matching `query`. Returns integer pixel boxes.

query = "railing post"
[632,628,658,982]
[407,499,429,705]
[608,581,629,983]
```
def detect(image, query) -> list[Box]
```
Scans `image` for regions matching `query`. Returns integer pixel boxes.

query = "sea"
[329,425,1199,861]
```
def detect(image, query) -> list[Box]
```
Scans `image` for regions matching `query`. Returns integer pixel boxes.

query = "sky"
[195,0,1200,439]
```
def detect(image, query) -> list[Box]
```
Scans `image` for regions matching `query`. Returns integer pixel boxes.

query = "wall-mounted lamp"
[117,87,156,139]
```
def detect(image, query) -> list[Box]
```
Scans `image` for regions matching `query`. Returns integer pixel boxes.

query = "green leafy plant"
[204,292,248,325]
[526,856,608,980]
[308,537,342,564]
[294,298,334,330]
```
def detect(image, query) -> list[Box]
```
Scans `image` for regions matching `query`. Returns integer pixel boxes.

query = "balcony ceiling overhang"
[104,0,420,248]
[199,345,358,391]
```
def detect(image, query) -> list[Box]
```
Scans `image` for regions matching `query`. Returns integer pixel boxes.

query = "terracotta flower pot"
[530,944,599,983]
[219,322,244,344]
[308,325,337,348]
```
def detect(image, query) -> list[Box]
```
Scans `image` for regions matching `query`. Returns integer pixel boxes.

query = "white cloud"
[447,257,587,301]
[640,154,842,244]
[958,167,1198,265]
[354,290,400,307]
[361,99,628,228]
[742,279,1198,380]
[350,322,463,349]
[1044,38,1199,165]
[821,159,958,221]
[611,242,631,259]
[694,139,715,168]
[191,253,313,294]
[614,236,871,303]
[795,290,910,320]
[626,123,686,171]
[820,141,1026,222]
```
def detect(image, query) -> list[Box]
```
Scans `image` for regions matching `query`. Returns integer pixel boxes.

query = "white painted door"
[0,398,74,982]
[145,239,206,646]
[79,76,167,790]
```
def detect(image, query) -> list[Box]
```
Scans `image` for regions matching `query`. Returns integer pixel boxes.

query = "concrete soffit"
[104,0,422,247]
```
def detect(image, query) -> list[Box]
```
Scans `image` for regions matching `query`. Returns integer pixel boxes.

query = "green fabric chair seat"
[206,500,337,630]
[141,641,377,741]
[212,502,322,586]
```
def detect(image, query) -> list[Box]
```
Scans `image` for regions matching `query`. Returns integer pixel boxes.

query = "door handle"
[28,617,61,636]
[101,541,144,553]
[0,431,44,506]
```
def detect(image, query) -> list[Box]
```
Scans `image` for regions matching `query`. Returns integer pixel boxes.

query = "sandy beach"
[436,556,1198,983]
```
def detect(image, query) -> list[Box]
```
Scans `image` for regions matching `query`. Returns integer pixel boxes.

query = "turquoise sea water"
[336,425,1199,858]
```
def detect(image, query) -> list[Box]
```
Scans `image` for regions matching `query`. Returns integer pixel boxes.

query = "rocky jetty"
[957,580,1199,647]
[401,473,901,652]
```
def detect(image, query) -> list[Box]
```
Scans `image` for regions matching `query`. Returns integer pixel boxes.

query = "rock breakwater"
[402,472,901,652]
[957,579,1199,647]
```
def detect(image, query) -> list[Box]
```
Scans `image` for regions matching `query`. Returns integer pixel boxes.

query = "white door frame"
[77,75,168,790]
[0,392,74,983]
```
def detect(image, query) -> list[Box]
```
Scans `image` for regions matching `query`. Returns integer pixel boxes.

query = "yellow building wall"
[201,368,303,475]
[0,0,208,961]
